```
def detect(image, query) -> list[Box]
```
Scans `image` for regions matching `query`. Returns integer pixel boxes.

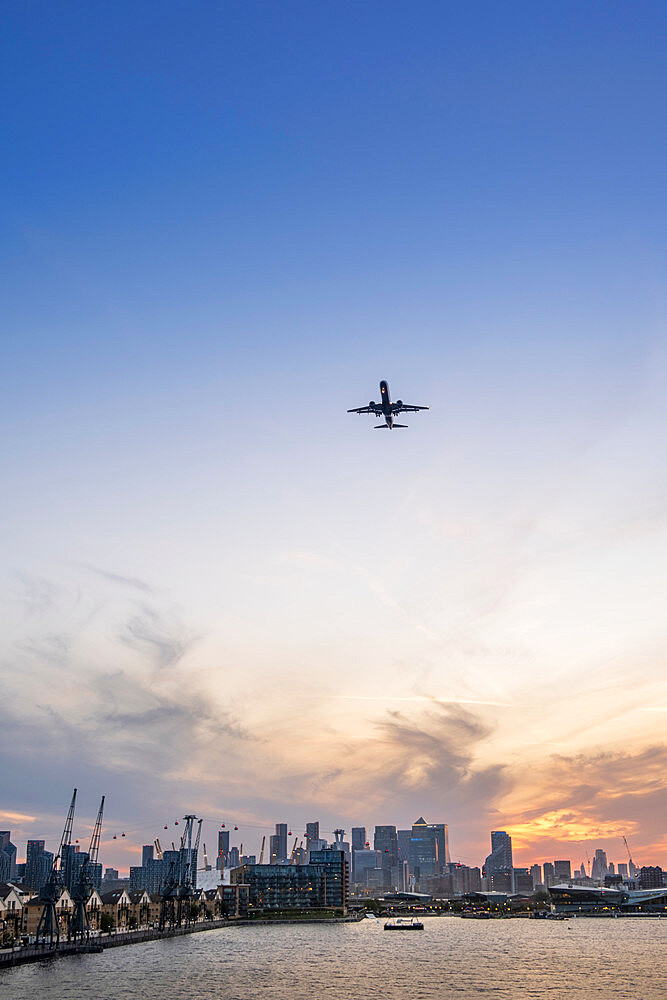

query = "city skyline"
[2,1,666,872]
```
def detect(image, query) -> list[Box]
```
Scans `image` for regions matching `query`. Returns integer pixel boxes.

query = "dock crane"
[36,789,77,947]
[69,796,105,942]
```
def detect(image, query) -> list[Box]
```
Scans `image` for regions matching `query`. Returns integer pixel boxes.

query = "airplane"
[347,380,429,429]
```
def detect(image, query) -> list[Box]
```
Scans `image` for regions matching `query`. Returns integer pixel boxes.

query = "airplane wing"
[391,403,429,413]
[347,405,382,415]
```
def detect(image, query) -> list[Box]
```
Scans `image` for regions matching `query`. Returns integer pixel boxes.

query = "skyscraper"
[409,817,449,881]
[554,860,572,882]
[218,829,230,869]
[374,826,398,889]
[351,827,366,852]
[484,831,513,890]
[306,822,320,844]
[397,830,411,863]
[351,827,366,882]
[0,832,17,883]
[542,862,555,887]
[275,824,288,863]
[591,849,608,881]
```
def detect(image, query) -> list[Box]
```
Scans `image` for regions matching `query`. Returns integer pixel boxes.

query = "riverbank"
[0,914,360,969]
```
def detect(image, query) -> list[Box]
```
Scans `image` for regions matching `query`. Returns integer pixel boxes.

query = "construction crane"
[259,835,266,864]
[154,838,163,860]
[200,842,211,871]
[69,796,105,942]
[623,835,637,874]
[36,789,77,947]
[289,836,299,864]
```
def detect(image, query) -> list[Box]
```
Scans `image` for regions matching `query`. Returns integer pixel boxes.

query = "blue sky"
[1,1,666,868]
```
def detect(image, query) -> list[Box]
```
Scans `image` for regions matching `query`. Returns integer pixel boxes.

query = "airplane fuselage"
[379,380,394,426]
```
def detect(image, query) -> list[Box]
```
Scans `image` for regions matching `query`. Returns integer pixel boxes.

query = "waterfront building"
[101,888,132,929]
[231,848,347,913]
[549,882,667,914]
[23,888,73,937]
[0,882,24,938]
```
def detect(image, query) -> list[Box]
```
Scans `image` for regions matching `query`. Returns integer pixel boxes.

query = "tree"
[100,913,114,933]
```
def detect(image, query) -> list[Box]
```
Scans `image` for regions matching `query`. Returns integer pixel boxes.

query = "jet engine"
[369,401,376,408]
[395,399,403,407]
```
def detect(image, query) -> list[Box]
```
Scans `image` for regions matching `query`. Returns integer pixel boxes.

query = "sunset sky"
[2,1,666,872]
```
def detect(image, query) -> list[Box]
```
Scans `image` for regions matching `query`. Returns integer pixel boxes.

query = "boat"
[384,917,424,930]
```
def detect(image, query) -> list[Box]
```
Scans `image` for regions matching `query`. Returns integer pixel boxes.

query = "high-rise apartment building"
[25,840,54,893]
[530,864,543,889]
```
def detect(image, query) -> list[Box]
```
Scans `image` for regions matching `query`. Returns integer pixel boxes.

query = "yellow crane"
[289,836,299,864]
[154,838,163,860]
[259,835,266,864]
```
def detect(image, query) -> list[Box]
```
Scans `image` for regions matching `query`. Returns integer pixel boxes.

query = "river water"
[1,917,666,999]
